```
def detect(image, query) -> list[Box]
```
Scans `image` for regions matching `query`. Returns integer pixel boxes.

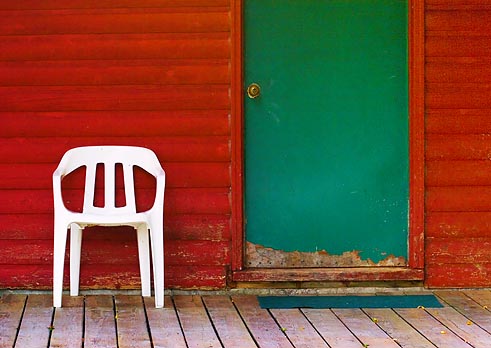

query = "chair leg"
[53,220,68,308]
[149,222,164,308]
[136,225,151,297]
[69,224,83,296]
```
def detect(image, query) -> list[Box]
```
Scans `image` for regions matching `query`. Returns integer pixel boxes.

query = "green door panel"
[244,1,408,264]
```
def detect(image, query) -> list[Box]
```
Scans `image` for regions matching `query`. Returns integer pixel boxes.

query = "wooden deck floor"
[1,291,491,347]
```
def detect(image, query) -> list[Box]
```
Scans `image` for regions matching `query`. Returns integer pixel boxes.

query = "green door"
[244,1,409,268]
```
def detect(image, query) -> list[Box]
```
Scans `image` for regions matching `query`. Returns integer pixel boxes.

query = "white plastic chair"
[52,146,165,308]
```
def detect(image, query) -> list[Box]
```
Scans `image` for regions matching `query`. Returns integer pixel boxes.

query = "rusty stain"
[245,242,406,268]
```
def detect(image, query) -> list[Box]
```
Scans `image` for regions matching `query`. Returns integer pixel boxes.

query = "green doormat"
[258,295,443,309]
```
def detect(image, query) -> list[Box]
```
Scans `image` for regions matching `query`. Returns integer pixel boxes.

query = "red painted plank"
[0,263,226,290]
[426,134,491,161]
[1,110,230,137]
[426,10,491,32]
[164,214,230,241]
[0,239,230,266]
[0,0,230,10]
[165,240,230,266]
[80,264,144,289]
[0,162,230,189]
[426,186,491,212]
[408,0,426,270]
[165,265,227,288]
[426,264,491,287]
[0,214,54,239]
[1,213,230,241]
[0,239,55,264]
[426,109,491,134]
[0,85,229,112]
[0,264,227,289]
[426,36,491,57]
[426,160,491,186]
[230,0,244,272]
[426,237,491,264]
[0,137,230,163]
[427,83,491,109]
[426,1,491,10]
[426,212,491,238]
[0,188,231,214]
[0,11,230,35]
[0,265,55,288]
[79,264,226,289]
[426,58,491,84]
[0,34,230,61]
[0,60,229,86]
[233,268,424,282]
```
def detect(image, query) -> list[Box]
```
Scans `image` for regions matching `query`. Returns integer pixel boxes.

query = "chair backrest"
[54,146,164,214]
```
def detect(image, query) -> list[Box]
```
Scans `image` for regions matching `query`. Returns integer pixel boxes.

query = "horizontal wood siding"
[425,0,491,287]
[6,0,491,291]
[0,1,231,289]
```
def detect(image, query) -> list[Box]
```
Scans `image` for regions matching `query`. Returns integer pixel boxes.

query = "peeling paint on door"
[246,242,406,268]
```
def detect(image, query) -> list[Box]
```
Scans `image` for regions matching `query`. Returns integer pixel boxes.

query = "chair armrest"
[153,170,166,210]
[52,168,66,208]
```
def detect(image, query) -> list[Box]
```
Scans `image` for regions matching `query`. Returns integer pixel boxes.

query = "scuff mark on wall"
[246,242,406,268]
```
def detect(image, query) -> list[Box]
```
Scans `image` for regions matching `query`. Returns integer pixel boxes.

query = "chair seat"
[65,212,151,226]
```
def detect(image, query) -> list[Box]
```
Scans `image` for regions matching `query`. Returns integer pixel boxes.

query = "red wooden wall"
[0,0,232,289]
[425,0,491,287]
[3,0,491,290]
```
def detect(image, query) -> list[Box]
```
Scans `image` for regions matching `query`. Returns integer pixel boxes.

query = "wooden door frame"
[230,0,425,281]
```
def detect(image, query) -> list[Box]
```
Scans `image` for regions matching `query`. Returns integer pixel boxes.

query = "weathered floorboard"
[463,289,491,309]
[426,306,491,348]
[3,293,491,348]
[232,295,294,348]
[114,295,151,348]
[302,308,364,348]
[84,295,117,348]
[0,294,26,348]
[363,308,435,348]
[50,296,84,348]
[173,295,222,348]
[435,290,491,333]
[395,308,472,348]
[270,308,330,348]
[14,295,54,348]
[144,296,187,348]
[333,308,401,348]
[202,296,257,348]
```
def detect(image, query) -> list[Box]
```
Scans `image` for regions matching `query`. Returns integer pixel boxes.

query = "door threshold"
[232,267,424,282]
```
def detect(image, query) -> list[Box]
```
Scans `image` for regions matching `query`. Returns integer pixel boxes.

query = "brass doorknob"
[247,83,261,99]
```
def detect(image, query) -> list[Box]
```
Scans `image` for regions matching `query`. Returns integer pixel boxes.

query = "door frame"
[230,0,425,281]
